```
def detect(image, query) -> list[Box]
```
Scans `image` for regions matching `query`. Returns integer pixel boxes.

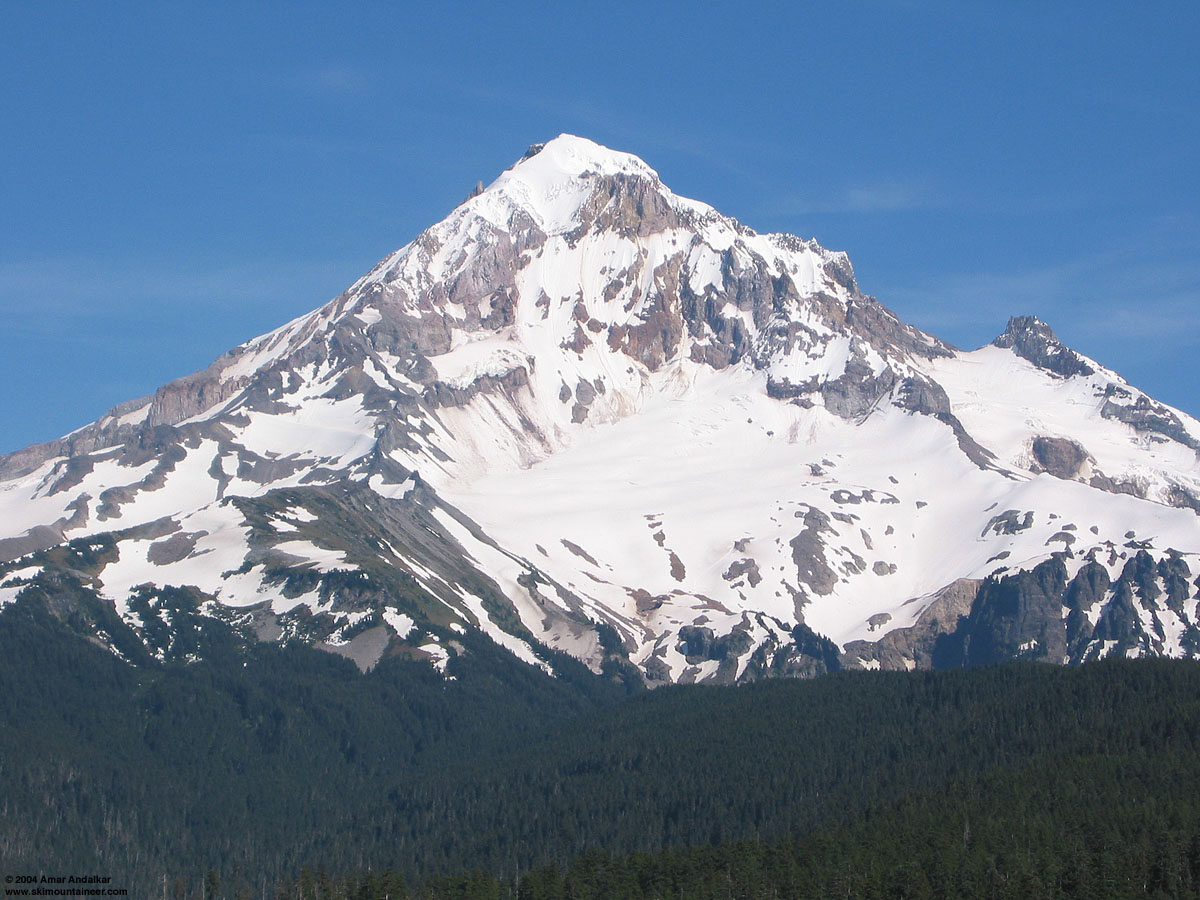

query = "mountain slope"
[2,134,1198,682]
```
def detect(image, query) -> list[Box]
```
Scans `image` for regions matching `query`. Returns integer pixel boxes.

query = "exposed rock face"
[0,525,66,562]
[676,617,841,684]
[1099,389,1200,451]
[992,316,1095,378]
[1031,436,1089,479]
[950,556,1071,666]
[842,578,981,671]
[982,510,1035,536]
[723,558,762,588]
[790,507,837,603]
[935,550,1200,668]
[573,172,684,239]
[1166,485,1200,514]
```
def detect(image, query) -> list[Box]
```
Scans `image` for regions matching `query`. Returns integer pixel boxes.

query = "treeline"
[3,597,1200,898]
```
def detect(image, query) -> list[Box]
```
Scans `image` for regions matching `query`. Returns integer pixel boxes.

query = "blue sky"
[2,1,1197,453]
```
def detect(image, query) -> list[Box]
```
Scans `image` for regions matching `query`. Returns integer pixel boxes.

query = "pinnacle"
[999,315,1057,343]
[993,315,1094,378]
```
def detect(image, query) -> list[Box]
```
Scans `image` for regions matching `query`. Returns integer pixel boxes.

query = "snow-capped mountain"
[3,135,1199,682]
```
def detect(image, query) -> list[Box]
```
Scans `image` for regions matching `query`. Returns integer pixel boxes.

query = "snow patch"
[383,609,416,639]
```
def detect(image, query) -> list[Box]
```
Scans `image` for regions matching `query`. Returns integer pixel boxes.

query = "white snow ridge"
[1,134,1198,682]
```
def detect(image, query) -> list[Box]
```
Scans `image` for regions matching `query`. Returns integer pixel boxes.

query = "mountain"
[2,134,1199,683]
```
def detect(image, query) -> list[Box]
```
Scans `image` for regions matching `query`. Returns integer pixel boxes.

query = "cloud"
[881,247,1200,353]
[282,64,371,98]
[842,183,928,213]
[771,180,935,216]
[312,65,369,94]
[773,180,1107,223]
[0,254,361,339]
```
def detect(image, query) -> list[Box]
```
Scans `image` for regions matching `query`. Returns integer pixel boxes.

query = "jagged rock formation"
[993,315,1095,379]
[2,135,1199,683]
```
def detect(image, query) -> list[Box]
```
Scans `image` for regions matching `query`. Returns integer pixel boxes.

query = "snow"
[431,333,529,388]
[369,474,417,499]
[440,357,1200,650]
[228,397,377,474]
[96,501,253,612]
[426,505,561,668]
[371,350,425,391]
[419,641,451,674]
[355,306,383,327]
[104,402,151,429]
[99,442,223,525]
[688,244,725,293]
[272,540,353,573]
[382,609,416,639]
[0,563,40,583]
[477,134,661,235]
[924,345,1200,503]
[0,455,155,536]
[326,611,374,646]
[271,589,322,615]
[456,588,550,672]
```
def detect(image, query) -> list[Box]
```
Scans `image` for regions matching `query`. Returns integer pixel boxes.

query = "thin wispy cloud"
[1077,293,1200,343]
[312,64,369,95]
[773,181,935,216]
[772,179,1107,223]
[247,131,415,162]
[882,247,1200,352]
[0,255,359,332]
[279,63,372,98]
[842,183,928,213]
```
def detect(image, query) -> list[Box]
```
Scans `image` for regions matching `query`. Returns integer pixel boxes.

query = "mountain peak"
[511,134,660,181]
[998,314,1056,343]
[3,137,1200,687]
[992,314,1095,378]
[474,135,668,235]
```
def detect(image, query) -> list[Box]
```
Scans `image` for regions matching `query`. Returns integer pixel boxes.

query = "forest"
[2,597,1199,898]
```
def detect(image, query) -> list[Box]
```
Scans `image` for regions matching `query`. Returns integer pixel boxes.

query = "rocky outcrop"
[820,359,897,419]
[0,525,66,563]
[1031,436,1089,479]
[842,578,982,670]
[570,172,683,241]
[0,353,252,481]
[843,294,955,361]
[949,556,1070,666]
[993,316,1094,378]
[933,551,1200,668]
[789,506,837,604]
[1099,388,1200,451]
[677,617,840,684]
